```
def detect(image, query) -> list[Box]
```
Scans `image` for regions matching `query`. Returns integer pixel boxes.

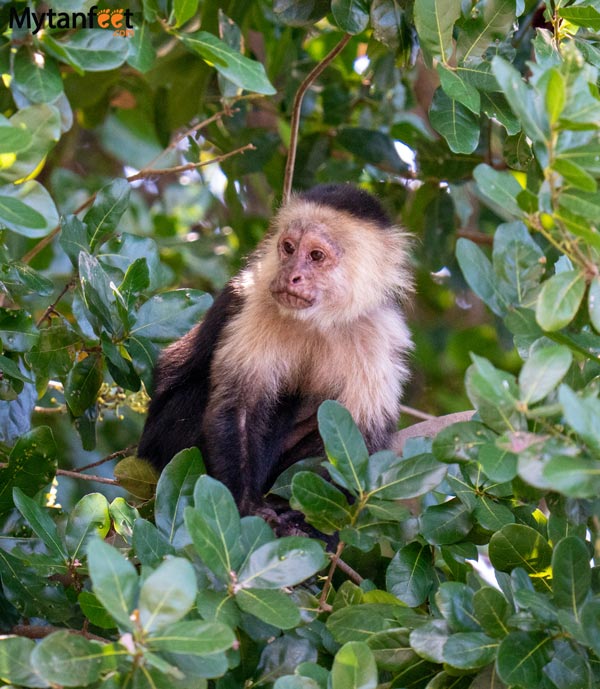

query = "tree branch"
[392,410,476,454]
[283,33,353,202]
[0,463,120,486]
[11,624,108,643]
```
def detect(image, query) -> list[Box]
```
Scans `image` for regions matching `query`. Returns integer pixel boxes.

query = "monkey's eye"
[310,249,325,262]
[282,240,295,255]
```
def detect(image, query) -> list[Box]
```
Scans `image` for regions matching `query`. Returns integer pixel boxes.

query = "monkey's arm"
[137,283,243,470]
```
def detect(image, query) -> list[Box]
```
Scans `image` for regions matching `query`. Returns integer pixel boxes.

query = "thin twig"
[35,280,74,327]
[0,463,120,486]
[398,404,436,421]
[74,446,136,473]
[34,405,66,414]
[283,33,353,202]
[335,556,363,585]
[144,108,240,170]
[125,143,255,182]
[319,540,345,610]
[11,624,108,643]
[456,229,494,246]
[22,195,97,265]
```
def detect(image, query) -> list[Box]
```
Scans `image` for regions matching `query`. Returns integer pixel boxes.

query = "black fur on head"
[299,184,392,228]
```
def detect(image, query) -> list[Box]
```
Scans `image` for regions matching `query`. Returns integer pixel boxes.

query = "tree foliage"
[1,0,600,687]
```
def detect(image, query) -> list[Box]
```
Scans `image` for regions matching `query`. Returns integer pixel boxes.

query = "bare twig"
[11,624,107,643]
[21,195,97,265]
[335,556,364,585]
[34,405,66,414]
[319,540,345,610]
[126,143,255,182]
[398,404,436,421]
[35,280,74,327]
[74,446,136,473]
[456,229,494,246]
[283,33,353,202]
[0,463,120,486]
[144,107,240,170]
[391,410,476,454]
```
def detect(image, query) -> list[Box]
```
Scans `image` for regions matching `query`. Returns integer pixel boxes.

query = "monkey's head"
[258,184,412,328]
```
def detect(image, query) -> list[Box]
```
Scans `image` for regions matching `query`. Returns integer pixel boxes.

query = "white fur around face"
[210,199,413,435]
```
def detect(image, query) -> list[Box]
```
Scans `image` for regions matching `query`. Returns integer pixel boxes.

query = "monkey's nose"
[291,274,302,284]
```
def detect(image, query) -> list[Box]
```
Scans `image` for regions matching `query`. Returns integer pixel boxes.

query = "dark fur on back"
[137,283,243,469]
[299,184,391,228]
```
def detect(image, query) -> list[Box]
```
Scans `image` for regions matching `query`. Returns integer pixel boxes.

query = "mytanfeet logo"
[9,6,135,37]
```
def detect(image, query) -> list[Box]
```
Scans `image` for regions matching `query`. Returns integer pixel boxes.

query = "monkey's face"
[269,225,341,312]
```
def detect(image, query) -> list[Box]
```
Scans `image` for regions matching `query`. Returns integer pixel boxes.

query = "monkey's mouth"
[271,290,315,309]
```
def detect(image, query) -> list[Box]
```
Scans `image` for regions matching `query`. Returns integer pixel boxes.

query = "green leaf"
[456,0,516,62]
[474,496,515,532]
[110,497,139,542]
[42,30,129,72]
[552,536,590,615]
[437,65,480,113]
[273,0,329,26]
[582,599,600,656]
[535,269,586,332]
[492,56,548,143]
[409,620,449,663]
[0,181,58,237]
[553,158,597,192]
[488,524,552,576]
[13,487,67,561]
[114,456,158,500]
[64,493,110,560]
[413,0,461,62]
[456,238,504,316]
[0,125,32,154]
[589,276,600,333]
[473,587,510,638]
[543,640,592,689]
[436,582,480,632]
[429,89,480,154]
[78,252,119,335]
[496,632,551,686]
[519,345,572,405]
[421,498,473,545]
[367,451,447,500]
[155,447,205,547]
[432,420,496,463]
[546,67,566,125]
[478,442,517,482]
[473,163,524,219]
[180,31,276,95]
[31,631,104,687]
[0,105,60,185]
[465,354,521,432]
[0,426,57,515]
[236,588,301,629]
[330,641,377,689]
[128,21,156,72]
[370,0,407,50]
[78,590,117,629]
[84,179,130,251]
[64,353,103,417]
[237,536,326,589]
[542,454,600,498]
[331,0,370,34]
[558,144,600,175]
[290,471,352,534]
[173,0,199,26]
[87,538,138,630]
[148,619,234,664]
[558,5,600,30]
[337,128,407,172]
[13,49,63,103]
[559,190,600,221]
[133,518,176,567]
[119,258,150,309]
[138,557,197,633]
[0,636,45,688]
[318,400,369,494]
[102,336,140,391]
[184,475,242,579]
[443,632,498,670]
[131,290,212,342]
[385,541,434,606]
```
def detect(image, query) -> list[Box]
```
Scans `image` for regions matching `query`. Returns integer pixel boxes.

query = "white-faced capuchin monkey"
[138,184,413,514]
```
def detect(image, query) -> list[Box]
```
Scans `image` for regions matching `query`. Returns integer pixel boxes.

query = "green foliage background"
[1,0,600,686]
